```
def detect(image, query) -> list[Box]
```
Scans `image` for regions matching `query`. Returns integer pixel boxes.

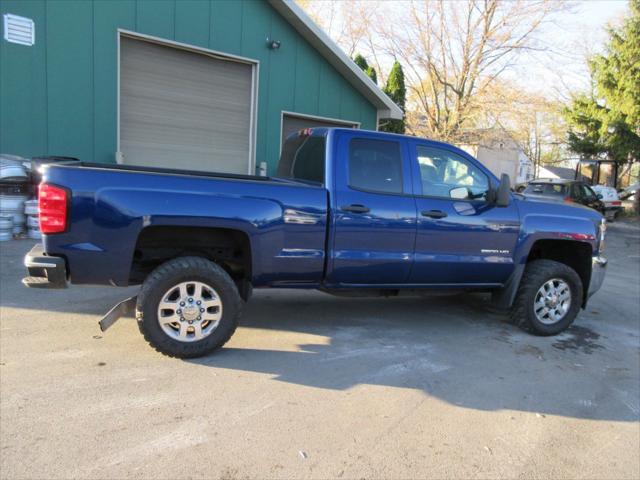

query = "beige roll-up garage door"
[281,113,358,152]
[120,36,254,174]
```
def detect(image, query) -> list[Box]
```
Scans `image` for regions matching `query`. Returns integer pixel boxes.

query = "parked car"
[619,182,639,200]
[513,182,528,193]
[23,128,607,358]
[591,185,623,221]
[522,179,605,214]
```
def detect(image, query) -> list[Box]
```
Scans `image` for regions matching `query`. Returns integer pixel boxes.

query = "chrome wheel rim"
[157,281,223,342]
[534,278,571,325]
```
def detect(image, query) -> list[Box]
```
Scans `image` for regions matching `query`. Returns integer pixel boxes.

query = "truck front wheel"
[136,256,242,358]
[511,259,583,335]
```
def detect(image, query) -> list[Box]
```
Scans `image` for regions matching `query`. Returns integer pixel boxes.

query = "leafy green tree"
[353,53,377,84]
[380,61,406,134]
[564,0,640,165]
[592,0,640,129]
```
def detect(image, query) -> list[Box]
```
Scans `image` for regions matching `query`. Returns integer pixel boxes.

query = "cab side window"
[349,138,403,194]
[416,145,489,200]
[581,184,597,199]
[571,184,583,199]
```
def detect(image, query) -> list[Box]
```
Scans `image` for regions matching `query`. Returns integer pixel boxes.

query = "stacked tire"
[25,199,40,239]
[0,213,12,241]
[0,154,30,237]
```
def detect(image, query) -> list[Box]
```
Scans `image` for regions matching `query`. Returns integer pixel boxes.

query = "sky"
[301,0,631,99]
[518,0,630,97]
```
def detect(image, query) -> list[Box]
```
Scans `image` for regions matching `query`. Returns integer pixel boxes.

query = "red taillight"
[611,201,621,206]
[564,196,573,203]
[39,184,67,234]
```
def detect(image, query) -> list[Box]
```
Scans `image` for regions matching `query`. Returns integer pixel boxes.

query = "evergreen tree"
[352,53,377,84]
[353,53,368,71]
[365,66,377,85]
[380,61,406,134]
[564,0,640,164]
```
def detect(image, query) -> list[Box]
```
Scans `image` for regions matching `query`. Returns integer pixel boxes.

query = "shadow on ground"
[2,225,638,422]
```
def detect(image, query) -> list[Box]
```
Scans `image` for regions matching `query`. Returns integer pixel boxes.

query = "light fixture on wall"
[266,37,281,50]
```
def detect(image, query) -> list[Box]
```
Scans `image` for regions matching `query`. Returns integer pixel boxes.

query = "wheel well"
[130,226,252,293]
[527,239,592,303]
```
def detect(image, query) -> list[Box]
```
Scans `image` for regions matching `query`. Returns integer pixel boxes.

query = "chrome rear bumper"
[22,244,68,289]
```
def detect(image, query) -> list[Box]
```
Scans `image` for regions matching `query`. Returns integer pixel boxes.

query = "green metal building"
[0,0,401,175]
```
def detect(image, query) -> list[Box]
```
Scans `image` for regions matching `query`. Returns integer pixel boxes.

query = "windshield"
[277,133,326,185]
[524,183,568,196]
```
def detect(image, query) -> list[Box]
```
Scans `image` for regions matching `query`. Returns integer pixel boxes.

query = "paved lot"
[1,222,639,479]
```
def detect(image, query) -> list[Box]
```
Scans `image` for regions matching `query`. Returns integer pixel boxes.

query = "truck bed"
[65,161,273,183]
[40,162,329,288]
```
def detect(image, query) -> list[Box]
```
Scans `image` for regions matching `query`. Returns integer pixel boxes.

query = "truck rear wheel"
[511,259,583,336]
[136,256,242,358]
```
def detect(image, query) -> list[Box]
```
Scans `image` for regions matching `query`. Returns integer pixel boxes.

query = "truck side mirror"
[496,173,511,207]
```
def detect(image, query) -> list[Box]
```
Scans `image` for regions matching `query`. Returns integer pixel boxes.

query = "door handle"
[421,209,447,219]
[341,204,370,213]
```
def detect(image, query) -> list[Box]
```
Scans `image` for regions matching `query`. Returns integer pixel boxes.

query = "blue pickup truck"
[24,128,607,358]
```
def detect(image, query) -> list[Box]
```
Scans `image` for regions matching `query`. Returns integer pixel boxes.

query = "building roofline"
[268,0,404,120]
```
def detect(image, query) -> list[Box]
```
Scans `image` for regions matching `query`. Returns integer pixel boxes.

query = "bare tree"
[364,0,566,141]
[297,0,376,57]
[476,80,567,174]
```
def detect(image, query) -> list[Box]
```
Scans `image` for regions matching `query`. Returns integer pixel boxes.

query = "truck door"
[326,131,417,285]
[408,141,520,285]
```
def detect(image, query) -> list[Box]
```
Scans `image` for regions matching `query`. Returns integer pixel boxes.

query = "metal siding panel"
[293,38,320,115]
[136,0,174,39]
[360,101,378,130]
[119,37,252,173]
[209,0,242,55]
[265,13,296,174]
[46,0,93,160]
[241,0,272,172]
[175,0,210,47]
[340,82,361,127]
[318,62,342,119]
[93,0,135,164]
[0,0,47,157]
[0,0,382,166]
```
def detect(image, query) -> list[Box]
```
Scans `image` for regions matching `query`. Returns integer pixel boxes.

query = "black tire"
[136,256,242,358]
[510,259,583,336]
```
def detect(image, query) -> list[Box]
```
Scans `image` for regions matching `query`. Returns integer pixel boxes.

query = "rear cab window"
[277,131,326,185]
[348,138,403,194]
[524,183,568,196]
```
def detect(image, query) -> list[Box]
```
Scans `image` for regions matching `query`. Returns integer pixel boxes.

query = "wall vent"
[3,14,35,46]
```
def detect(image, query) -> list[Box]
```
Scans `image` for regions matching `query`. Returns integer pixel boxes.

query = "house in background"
[537,165,576,180]
[458,127,534,184]
[0,0,401,175]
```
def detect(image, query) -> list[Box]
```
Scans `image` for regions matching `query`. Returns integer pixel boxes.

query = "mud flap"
[492,265,524,309]
[98,296,137,332]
